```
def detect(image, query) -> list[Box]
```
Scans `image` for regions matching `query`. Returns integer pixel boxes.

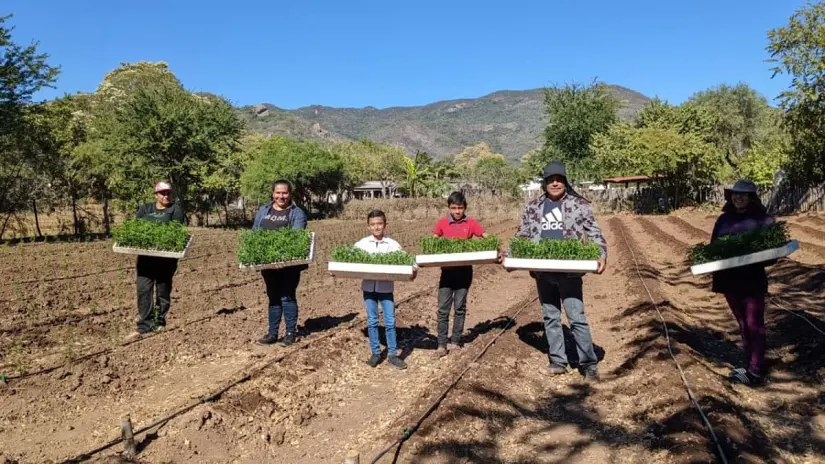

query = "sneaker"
[153,325,166,333]
[257,334,279,345]
[449,341,464,351]
[388,356,407,370]
[279,333,296,347]
[545,364,568,376]
[730,368,763,386]
[433,346,449,358]
[366,353,382,368]
[123,331,144,343]
[583,365,600,383]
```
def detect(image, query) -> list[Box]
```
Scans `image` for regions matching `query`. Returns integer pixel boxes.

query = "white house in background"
[521,180,542,193]
[353,181,398,199]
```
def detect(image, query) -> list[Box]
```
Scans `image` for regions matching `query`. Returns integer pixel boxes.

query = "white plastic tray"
[690,240,799,275]
[239,233,316,271]
[112,236,193,259]
[416,250,499,268]
[328,261,415,281]
[502,257,599,273]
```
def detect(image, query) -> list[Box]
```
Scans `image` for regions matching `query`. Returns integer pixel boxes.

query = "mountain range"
[238,85,651,160]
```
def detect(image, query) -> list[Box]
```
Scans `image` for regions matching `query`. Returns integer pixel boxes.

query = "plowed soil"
[1,212,824,464]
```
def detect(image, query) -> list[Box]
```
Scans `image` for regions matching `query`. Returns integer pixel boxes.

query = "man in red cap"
[124,181,185,342]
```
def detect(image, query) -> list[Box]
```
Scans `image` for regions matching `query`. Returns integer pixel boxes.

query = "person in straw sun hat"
[711,179,775,387]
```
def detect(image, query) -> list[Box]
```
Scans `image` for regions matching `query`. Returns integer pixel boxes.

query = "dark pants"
[535,273,597,367]
[136,256,178,333]
[724,293,766,376]
[262,267,301,337]
[437,266,473,347]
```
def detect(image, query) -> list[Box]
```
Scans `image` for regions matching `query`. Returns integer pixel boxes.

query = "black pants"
[437,266,473,347]
[261,267,302,337]
[136,256,178,333]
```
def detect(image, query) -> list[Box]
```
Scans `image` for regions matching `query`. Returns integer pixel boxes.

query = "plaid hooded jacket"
[514,193,608,259]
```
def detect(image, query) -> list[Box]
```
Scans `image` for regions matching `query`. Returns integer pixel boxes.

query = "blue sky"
[4,0,805,109]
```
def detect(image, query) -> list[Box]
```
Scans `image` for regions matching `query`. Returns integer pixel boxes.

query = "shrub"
[689,222,789,264]
[237,228,312,266]
[419,236,500,254]
[330,246,415,265]
[112,219,190,252]
[509,237,602,260]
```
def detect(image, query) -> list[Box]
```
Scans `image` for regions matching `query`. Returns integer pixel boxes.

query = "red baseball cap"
[154,181,172,193]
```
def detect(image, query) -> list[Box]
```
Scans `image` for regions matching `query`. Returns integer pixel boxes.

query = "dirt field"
[1,211,824,463]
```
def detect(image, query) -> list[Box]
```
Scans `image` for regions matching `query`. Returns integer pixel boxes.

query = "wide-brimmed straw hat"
[724,179,758,201]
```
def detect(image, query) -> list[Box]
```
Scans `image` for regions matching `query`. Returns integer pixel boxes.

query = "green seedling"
[330,246,415,265]
[689,221,789,265]
[112,219,190,252]
[237,228,312,266]
[509,237,602,260]
[419,236,500,254]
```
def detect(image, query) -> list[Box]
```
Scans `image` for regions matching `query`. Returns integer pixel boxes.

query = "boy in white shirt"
[354,210,415,369]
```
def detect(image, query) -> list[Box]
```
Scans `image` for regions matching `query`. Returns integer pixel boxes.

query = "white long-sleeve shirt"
[354,235,404,294]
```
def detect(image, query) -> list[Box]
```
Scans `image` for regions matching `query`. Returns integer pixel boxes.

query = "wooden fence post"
[343,450,360,464]
[121,414,137,459]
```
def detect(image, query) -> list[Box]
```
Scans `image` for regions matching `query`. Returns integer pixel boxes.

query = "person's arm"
[474,219,486,238]
[515,203,532,240]
[291,206,308,230]
[135,204,146,220]
[580,202,608,273]
[432,219,443,238]
[710,216,723,242]
[171,204,185,223]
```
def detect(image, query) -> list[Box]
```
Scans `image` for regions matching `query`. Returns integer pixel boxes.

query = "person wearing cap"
[710,179,774,386]
[513,160,607,382]
[124,181,186,342]
[252,179,308,347]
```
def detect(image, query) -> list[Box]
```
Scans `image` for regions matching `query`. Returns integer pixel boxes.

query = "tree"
[453,142,503,170]
[0,14,60,235]
[333,139,406,198]
[592,100,725,201]
[399,151,448,198]
[688,83,785,169]
[77,63,244,213]
[471,156,522,197]
[767,1,825,183]
[538,81,621,181]
[240,137,345,208]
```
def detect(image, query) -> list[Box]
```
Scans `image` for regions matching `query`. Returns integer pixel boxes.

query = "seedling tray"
[502,257,599,273]
[416,250,499,268]
[112,236,193,259]
[239,233,316,271]
[328,262,415,281]
[690,240,798,275]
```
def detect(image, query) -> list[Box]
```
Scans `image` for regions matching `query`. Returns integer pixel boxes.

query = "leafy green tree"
[77,63,244,213]
[0,14,60,234]
[240,137,345,207]
[471,156,522,197]
[400,151,448,197]
[333,139,406,197]
[767,1,825,183]
[538,81,621,180]
[688,83,785,168]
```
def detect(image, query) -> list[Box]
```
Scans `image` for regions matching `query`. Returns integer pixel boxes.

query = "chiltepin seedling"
[689,222,790,264]
[237,228,312,266]
[331,246,415,265]
[1,372,8,384]
[419,236,500,254]
[509,237,602,260]
[112,219,190,252]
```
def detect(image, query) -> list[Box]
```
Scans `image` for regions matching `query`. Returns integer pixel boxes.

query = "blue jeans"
[535,273,597,367]
[262,268,301,337]
[363,291,397,356]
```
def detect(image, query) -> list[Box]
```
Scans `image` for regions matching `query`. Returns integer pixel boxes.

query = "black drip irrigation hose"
[369,295,538,464]
[60,282,441,462]
[614,219,729,464]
